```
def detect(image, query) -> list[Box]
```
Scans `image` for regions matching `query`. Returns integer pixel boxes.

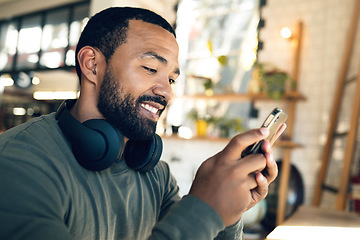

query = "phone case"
[241,108,287,157]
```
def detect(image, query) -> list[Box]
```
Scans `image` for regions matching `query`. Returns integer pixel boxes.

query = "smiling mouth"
[140,102,164,120]
[141,103,159,113]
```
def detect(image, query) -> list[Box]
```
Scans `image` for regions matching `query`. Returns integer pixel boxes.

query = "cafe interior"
[1,0,360,239]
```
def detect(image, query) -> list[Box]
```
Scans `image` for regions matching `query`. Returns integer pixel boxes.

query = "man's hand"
[189,127,281,226]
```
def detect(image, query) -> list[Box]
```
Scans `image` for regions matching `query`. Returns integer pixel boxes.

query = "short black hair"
[75,7,176,81]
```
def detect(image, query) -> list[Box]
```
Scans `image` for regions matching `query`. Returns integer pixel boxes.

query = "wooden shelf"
[178,91,306,102]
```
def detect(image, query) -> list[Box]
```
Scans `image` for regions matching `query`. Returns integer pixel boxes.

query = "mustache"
[137,95,168,108]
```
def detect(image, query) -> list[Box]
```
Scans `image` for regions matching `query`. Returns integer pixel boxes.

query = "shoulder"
[0,113,60,144]
[0,113,77,203]
[0,113,72,171]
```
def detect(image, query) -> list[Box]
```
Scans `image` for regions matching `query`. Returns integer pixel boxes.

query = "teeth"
[141,103,158,114]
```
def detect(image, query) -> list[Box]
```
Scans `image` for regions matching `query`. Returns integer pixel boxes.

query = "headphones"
[55,99,163,173]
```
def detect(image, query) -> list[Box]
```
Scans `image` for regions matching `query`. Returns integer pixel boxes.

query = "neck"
[69,97,128,144]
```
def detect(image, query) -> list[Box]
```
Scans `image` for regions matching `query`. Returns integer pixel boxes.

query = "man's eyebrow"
[140,52,180,76]
[140,52,167,64]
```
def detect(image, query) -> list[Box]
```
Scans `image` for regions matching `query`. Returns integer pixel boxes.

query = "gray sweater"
[0,113,243,239]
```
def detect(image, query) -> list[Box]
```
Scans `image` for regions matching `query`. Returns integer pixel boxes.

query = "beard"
[97,67,167,140]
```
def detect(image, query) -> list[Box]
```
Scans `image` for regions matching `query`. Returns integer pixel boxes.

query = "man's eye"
[169,79,176,85]
[143,66,157,73]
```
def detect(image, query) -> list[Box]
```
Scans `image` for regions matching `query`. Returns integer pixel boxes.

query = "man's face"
[97,20,179,140]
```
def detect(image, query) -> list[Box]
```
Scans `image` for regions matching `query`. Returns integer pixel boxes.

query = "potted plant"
[251,63,294,100]
[187,109,210,137]
[214,117,245,138]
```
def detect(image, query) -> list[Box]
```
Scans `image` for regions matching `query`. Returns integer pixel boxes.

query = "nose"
[152,76,173,102]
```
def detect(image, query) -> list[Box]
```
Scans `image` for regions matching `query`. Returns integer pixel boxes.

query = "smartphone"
[241,108,288,157]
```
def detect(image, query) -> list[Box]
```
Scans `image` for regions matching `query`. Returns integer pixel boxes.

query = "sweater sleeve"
[215,219,244,240]
[149,161,243,239]
[150,195,226,239]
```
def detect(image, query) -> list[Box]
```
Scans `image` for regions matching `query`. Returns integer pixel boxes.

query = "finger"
[248,173,260,190]
[263,151,278,183]
[221,128,269,161]
[240,153,268,176]
[251,172,269,202]
[261,139,271,153]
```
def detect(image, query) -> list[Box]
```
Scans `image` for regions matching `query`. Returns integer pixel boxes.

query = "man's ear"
[77,46,101,85]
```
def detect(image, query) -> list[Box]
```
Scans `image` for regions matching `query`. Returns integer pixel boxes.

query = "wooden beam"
[276,20,303,225]
[313,0,360,207]
[336,66,360,210]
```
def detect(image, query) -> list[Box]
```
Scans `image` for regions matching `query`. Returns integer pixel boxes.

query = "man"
[0,7,280,239]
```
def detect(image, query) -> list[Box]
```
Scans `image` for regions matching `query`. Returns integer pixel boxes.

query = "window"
[0,21,18,71]
[40,9,70,69]
[16,14,42,70]
[0,1,89,73]
[165,0,261,135]
[66,4,89,66]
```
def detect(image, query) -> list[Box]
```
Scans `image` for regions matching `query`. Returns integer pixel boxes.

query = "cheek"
[118,69,154,96]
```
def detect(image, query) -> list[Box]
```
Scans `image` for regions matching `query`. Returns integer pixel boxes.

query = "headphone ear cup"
[56,101,124,171]
[79,119,124,171]
[124,134,163,173]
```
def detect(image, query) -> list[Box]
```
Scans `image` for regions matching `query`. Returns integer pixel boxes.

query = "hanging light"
[280,27,292,39]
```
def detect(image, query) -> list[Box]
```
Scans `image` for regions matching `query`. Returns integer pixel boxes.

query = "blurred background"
[1,0,360,239]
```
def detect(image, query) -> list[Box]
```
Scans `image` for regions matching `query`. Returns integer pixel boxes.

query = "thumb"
[220,128,269,162]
